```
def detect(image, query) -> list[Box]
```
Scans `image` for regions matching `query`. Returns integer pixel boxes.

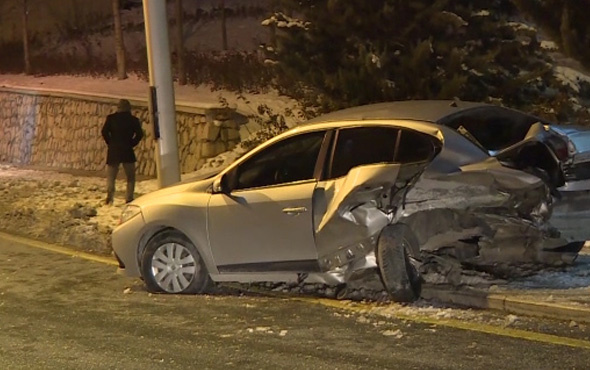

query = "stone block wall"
[0,88,245,176]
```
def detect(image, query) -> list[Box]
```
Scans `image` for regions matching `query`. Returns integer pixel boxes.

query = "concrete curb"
[422,286,590,324]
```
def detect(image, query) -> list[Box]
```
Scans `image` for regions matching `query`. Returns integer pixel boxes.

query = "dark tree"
[266,0,552,112]
[220,0,228,50]
[112,0,127,79]
[175,0,187,85]
[513,0,590,67]
[22,0,31,74]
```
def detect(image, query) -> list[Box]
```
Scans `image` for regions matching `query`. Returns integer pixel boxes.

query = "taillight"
[547,136,569,161]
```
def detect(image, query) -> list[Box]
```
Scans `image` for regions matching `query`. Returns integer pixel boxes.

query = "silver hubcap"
[151,242,197,293]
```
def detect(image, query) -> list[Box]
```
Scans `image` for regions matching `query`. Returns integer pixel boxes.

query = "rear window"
[440,107,540,152]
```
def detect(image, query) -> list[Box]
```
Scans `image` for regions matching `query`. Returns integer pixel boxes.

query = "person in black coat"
[101,99,144,204]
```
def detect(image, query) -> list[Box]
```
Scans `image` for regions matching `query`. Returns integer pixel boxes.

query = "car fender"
[139,197,219,276]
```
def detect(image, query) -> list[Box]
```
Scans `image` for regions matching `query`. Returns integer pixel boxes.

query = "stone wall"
[0,88,245,176]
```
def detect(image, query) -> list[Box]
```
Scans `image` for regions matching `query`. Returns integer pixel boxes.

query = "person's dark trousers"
[106,162,136,204]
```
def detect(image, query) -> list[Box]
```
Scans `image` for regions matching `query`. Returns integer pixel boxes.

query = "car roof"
[305,100,489,125]
[228,101,492,176]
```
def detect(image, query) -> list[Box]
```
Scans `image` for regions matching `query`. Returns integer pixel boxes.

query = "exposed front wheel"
[376,224,422,302]
[141,230,212,294]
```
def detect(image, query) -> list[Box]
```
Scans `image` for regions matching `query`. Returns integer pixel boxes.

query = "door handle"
[282,207,308,216]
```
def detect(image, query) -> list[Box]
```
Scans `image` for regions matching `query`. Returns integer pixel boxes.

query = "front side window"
[235,131,325,190]
[329,127,399,179]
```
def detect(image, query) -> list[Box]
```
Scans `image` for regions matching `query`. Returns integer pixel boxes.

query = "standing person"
[101,99,144,205]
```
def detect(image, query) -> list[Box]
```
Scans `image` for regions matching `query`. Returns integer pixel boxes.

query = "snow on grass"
[540,40,558,51]
[554,66,590,93]
[472,10,490,17]
[506,21,537,33]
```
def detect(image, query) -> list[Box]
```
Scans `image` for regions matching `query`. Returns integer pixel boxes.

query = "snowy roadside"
[0,164,127,255]
[0,161,230,255]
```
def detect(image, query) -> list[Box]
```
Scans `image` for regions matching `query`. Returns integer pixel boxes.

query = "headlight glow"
[120,205,142,224]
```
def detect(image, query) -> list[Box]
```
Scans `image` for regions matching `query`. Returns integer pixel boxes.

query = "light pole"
[143,0,181,188]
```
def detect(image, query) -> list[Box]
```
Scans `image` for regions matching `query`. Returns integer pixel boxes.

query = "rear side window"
[395,129,438,163]
[329,127,399,179]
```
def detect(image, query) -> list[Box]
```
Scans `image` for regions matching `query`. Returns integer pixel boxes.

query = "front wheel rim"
[150,242,197,293]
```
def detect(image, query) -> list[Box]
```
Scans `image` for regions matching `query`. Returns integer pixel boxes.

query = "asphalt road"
[0,234,589,370]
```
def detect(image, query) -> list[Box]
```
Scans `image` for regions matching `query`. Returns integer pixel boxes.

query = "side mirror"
[212,171,237,194]
[212,177,224,194]
[212,175,229,194]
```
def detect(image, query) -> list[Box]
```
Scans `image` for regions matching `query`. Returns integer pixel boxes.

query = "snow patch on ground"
[506,255,590,289]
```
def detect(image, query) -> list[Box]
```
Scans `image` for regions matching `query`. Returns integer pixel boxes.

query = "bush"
[183,51,274,93]
[240,103,289,151]
[267,0,555,113]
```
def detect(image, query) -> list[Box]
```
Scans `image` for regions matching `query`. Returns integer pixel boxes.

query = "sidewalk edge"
[422,287,590,324]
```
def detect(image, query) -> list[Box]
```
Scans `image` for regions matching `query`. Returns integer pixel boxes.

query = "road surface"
[0,233,589,369]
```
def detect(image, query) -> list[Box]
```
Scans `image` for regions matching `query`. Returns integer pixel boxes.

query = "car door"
[207,130,327,273]
[314,126,400,262]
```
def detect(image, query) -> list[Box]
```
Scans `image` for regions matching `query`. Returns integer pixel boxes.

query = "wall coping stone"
[0,86,228,115]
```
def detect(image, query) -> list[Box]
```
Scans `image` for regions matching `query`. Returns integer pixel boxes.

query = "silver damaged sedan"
[112,101,582,302]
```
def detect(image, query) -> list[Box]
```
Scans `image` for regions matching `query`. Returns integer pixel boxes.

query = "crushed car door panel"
[313,163,402,271]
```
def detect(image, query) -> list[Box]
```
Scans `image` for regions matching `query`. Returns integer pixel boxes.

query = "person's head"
[117,99,131,112]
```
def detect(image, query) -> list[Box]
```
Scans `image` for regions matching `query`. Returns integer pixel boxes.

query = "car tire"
[141,229,212,294]
[376,224,422,303]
